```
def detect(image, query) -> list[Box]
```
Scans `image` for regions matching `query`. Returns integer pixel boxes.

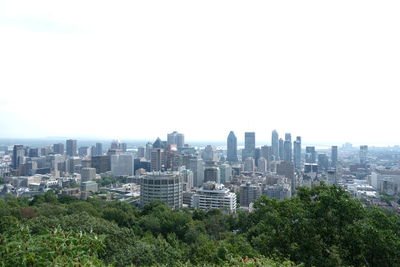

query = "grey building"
[242,132,256,160]
[53,143,64,155]
[293,136,301,170]
[66,139,77,157]
[140,172,183,209]
[331,146,338,167]
[271,130,279,160]
[240,182,262,207]
[305,146,316,163]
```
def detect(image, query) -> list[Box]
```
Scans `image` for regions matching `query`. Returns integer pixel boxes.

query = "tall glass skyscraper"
[227,131,238,162]
[271,130,279,160]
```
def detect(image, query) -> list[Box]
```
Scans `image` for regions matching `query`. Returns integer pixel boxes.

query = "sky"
[0,0,399,145]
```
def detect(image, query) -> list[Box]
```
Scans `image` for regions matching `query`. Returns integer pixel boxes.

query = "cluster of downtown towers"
[226,130,334,169]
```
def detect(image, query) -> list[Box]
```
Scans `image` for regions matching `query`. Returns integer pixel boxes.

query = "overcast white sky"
[0,0,399,145]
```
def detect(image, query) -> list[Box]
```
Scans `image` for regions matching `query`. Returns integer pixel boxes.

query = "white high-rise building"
[244,157,255,172]
[111,154,134,176]
[191,182,236,213]
[257,157,267,173]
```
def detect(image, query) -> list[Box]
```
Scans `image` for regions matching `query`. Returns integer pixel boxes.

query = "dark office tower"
[293,136,301,170]
[153,138,164,149]
[305,146,316,163]
[283,133,292,162]
[28,148,39,158]
[360,145,368,165]
[278,138,284,160]
[271,130,279,160]
[204,161,220,183]
[95,143,103,156]
[66,139,77,157]
[227,131,238,163]
[261,145,273,161]
[331,146,338,167]
[91,155,111,174]
[12,145,24,169]
[242,132,256,159]
[53,143,64,155]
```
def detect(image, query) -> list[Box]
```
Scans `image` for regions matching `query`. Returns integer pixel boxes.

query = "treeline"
[1,184,400,266]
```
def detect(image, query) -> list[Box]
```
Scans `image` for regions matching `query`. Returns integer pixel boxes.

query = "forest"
[1,184,400,267]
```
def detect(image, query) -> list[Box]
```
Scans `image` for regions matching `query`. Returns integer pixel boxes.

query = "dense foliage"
[1,184,399,266]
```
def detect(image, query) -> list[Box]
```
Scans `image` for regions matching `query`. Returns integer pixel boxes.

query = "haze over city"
[1,0,400,145]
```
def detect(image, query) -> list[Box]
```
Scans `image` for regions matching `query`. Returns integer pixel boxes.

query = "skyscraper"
[95,143,103,156]
[331,146,338,167]
[360,145,368,165]
[167,131,185,148]
[66,139,77,157]
[293,136,301,170]
[243,132,256,160]
[12,145,24,169]
[279,138,284,160]
[283,133,292,162]
[151,148,165,171]
[53,143,64,155]
[271,130,279,160]
[227,131,238,163]
[305,146,316,163]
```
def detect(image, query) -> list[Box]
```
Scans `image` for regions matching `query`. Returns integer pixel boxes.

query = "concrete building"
[81,167,96,182]
[331,146,338,167]
[151,148,165,171]
[202,145,216,162]
[264,183,291,200]
[305,146,316,164]
[140,172,183,209]
[66,139,77,157]
[12,145,25,169]
[111,154,134,176]
[271,130,279,160]
[360,145,368,165]
[204,161,220,183]
[242,132,256,160]
[257,157,267,173]
[243,157,255,172]
[293,136,301,170]
[167,131,185,148]
[189,158,204,187]
[240,182,262,207]
[180,169,193,192]
[219,163,232,183]
[53,143,64,155]
[91,155,111,174]
[370,169,400,195]
[191,182,236,213]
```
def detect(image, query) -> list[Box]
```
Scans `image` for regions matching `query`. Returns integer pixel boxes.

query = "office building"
[66,139,77,157]
[293,136,301,170]
[167,131,185,148]
[318,154,329,171]
[360,145,368,165]
[12,145,24,169]
[111,154,134,176]
[279,138,284,160]
[257,157,267,173]
[180,169,193,192]
[271,130,279,160]
[264,183,291,200]
[219,163,232,183]
[140,172,183,209]
[305,146,317,163]
[331,146,338,167]
[189,158,204,187]
[191,182,236,213]
[204,161,220,183]
[242,132,256,159]
[81,167,96,182]
[243,157,255,172]
[91,155,111,174]
[283,133,292,163]
[53,143,64,155]
[95,143,103,156]
[151,148,165,171]
[202,145,216,162]
[227,131,238,162]
[240,182,262,207]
